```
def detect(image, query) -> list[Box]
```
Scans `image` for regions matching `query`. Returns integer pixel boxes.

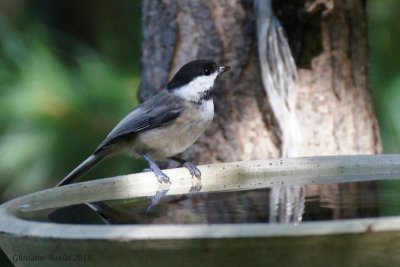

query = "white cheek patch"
[174,72,218,101]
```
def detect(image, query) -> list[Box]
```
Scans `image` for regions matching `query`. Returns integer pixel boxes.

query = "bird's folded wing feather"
[94,90,183,153]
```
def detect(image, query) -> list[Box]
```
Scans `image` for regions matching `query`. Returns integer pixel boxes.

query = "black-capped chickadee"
[57,59,230,186]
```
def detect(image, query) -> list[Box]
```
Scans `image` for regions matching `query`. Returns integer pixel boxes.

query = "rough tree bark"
[290,0,381,155]
[139,0,381,223]
[139,0,381,164]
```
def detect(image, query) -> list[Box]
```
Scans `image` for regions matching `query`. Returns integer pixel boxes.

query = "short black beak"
[218,65,230,75]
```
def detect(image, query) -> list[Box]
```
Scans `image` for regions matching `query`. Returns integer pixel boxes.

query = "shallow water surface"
[17,179,400,225]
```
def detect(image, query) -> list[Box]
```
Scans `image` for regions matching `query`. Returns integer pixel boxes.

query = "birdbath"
[1,155,400,266]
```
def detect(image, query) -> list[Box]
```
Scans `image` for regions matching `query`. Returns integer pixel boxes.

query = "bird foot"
[141,153,171,184]
[154,170,171,184]
[143,167,169,183]
[183,162,201,179]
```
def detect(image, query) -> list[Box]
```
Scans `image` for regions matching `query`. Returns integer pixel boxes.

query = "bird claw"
[155,171,171,184]
[144,166,170,183]
[183,162,201,179]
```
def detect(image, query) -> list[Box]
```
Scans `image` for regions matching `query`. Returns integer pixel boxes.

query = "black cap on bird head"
[167,59,229,90]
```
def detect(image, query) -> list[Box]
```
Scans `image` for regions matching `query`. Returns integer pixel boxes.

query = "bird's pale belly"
[131,101,214,159]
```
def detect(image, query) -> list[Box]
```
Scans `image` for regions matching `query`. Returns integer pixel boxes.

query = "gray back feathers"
[95,90,184,153]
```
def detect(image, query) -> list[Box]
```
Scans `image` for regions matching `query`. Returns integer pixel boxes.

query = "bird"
[57,59,230,186]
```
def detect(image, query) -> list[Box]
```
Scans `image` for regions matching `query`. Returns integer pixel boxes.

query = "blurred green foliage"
[368,0,400,217]
[368,0,400,152]
[0,2,145,201]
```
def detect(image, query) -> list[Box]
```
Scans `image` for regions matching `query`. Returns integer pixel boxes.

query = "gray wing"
[94,90,183,153]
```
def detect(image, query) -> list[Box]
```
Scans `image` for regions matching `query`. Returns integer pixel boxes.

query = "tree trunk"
[287,0,381,155]
[139,0,381,164]
[139,0,381,223]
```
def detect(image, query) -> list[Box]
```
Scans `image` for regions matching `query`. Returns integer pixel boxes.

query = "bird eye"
[204,68,211,75]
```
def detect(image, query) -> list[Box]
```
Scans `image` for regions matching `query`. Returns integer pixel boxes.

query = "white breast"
[132,100,214,159]
[199,100,214,121]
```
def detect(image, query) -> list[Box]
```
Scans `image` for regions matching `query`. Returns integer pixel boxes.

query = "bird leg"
[170,157,201,179]
[141,154,171,183]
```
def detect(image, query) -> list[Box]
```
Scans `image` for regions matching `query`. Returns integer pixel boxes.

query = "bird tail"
[56,153,107,187]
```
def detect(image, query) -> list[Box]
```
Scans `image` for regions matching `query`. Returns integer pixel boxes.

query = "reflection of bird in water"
[85,189,275,225]
[83,184,377,225]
